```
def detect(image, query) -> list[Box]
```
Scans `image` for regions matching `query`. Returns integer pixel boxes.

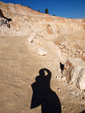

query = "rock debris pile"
[58,43,85,58]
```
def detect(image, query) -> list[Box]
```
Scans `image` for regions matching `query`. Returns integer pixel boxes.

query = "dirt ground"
[0,36,85,113]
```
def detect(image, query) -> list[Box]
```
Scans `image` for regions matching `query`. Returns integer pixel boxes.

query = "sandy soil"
[0,36,85,113]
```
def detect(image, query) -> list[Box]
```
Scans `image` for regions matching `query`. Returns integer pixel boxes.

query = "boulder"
[62,57,85,90]
[37,47,48,56]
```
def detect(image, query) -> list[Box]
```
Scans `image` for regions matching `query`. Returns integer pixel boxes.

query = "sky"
[1,0,85,18]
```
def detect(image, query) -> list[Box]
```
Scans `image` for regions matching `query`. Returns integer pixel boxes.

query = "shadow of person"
[80,110,85,113]
[30,68,61,113]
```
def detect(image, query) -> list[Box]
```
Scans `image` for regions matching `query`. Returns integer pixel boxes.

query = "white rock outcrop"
[62,57,85,90]
[37,47,48,56]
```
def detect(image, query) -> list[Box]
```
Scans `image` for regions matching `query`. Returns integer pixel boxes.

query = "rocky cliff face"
[0,1,85,57]
[0,1,85,37]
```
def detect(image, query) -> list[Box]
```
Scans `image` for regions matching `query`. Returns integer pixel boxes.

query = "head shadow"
[80,110,85,113]
[30,68,61,113]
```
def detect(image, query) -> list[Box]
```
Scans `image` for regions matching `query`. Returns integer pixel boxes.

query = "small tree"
[37,10,40,12]
[45,8,49,14]
[28,6,30,8]
[53,14,55,16]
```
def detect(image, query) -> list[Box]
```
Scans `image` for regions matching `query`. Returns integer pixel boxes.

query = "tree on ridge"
[45,8,49,14]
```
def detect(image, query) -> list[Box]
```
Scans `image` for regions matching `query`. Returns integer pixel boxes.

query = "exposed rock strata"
[62,58,85,90]
[0,1,85,37]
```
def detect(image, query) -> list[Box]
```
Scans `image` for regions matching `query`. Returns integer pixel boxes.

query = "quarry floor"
[0,36,85,113]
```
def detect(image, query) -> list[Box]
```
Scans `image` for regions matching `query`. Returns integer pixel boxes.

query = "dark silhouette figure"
[80,110,85,113]
[60,62,64,73]
[31,68,61,113]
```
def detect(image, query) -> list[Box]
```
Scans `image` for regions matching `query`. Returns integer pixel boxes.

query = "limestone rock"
[62,58,85,90]
[37,47,48,56]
